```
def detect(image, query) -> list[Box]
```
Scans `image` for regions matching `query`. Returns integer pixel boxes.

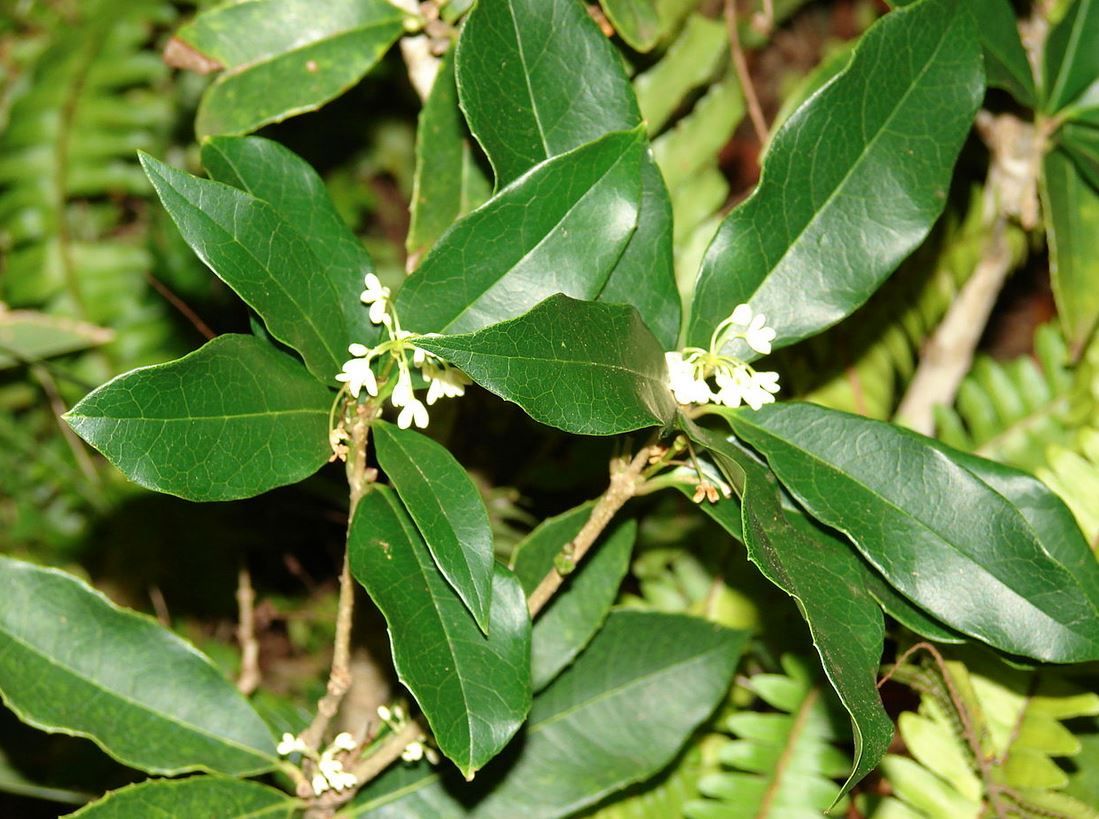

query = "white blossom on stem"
[360,272,392,326]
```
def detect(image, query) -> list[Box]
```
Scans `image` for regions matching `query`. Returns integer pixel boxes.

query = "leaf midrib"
[150,162,342,375]
[0,616,270,769]
[68,407,325,424]
[741,418,1099,645]
[736,3,957,315]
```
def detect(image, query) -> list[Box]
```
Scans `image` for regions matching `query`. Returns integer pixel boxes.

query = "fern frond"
[1037,426,1099,545]
[932,324,1090,472]
[684,654,852,818]
[869,650,1099,819]
[0,0,180,374]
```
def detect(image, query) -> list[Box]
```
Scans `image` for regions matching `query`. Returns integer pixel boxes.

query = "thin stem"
[724,0,769,146]
[527,446,655,618]
[235,566,261,695]
[300,404,375,754]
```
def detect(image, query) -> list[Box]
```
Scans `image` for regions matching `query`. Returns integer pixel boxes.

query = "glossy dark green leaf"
[397,129,644,335]
[1042,0,1099,113]
[466,610,744,817]
[349,613,742,815]
[688,0,982,358]
[600,0,663,52]
[1060,122,1099,190]
[373,421,495,634]
[348,488,531,778]
[597,153,682,351]
[414,295,677,436]
[0,309,112,369]
[511,506,635,690]
[72,776,300,818]
[344,764,464,817]
[66,334,332,501]
[455,0,680,344]
[1041,148,1099,353]
[974,0,1035,105]
[201,135,382,351]
[0,557,277,776]
[406,50,491,265]
[686,424,892,795]
[729,402,1099,662]
[175,0,405,137]
[456,0,640,187]
[141,153,364,381]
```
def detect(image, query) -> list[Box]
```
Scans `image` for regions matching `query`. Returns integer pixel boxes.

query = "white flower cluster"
[666,303,780,411]
[336,273,469,429]
[276,731,359,796]
[377,704,439,765]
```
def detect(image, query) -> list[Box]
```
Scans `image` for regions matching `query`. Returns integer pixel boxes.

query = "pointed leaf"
[348,609,744,816]
[175,0,405,137]
[688,0,982,357]
[596,153,681,351]
[397,129,645,335]
[1042,0,1099,113]
[65,334,332,501]
[456,0,640,187]
[373,421,495,634]
[455,0,679,344]
[348,488,531,778]
[600,0,663,52]
[467,610,745,817]
[413,295,677,436]
[0,309,113,369]
[974,0,1035,105]
[1041,147,1099,352]
[729,402,1099,662]
[511,508,635,690]
[71,776,300,818]
[406,50,491,265]
[141,153,365,382]
[201,135,382,351]
[1060,121,1099,190]
[686,424,892,796]
[0,557,277,776]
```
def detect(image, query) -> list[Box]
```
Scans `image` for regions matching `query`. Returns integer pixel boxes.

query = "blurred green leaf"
[66,334,332,501]
[1041,148,1099,354]
[600,0,663,52]
[1042,0,1099,113]
[974,0,1035,105]
[0,309,113,369]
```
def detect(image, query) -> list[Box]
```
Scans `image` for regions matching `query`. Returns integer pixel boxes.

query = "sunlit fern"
[868,649,1099,819]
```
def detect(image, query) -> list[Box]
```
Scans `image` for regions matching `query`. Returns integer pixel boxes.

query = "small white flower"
[744,313,776,356]
[348,342,371,357]
[331,732,357,753]
[665,352,712,405]
[390,364,415,408]
[277,732,307,756]
[329,769,358,790]
[423,365,469,405]
[336,357,378,398]
[730,303,754,327]
[377,705,393,722]
[312,773,330,795]
[740,369,781,410]
[361,273,392,326]
[398,398,429,430]
[401,741,425,762]
[713,365,750,408]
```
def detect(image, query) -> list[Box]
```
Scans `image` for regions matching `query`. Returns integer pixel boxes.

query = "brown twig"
[31,363,99,485]
[724,0,769,146]
[527,446,654,618]
[143,272,216,340]
[300,405,374,756]
[235,566,261,695]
